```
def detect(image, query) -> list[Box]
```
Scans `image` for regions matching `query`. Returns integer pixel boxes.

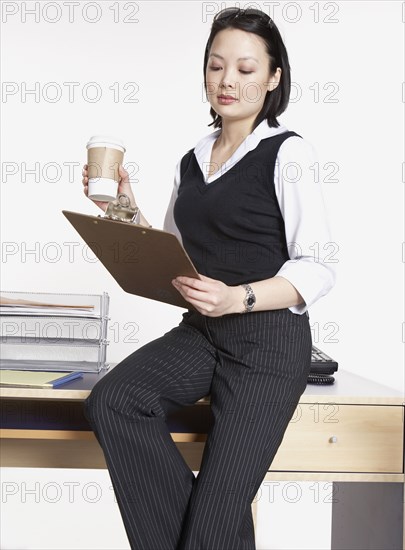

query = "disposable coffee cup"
[86,135,126,202]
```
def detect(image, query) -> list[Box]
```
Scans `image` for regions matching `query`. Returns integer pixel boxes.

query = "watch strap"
[241,283,256,313]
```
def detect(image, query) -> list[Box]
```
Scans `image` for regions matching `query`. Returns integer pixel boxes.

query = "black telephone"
[308,345,338,385]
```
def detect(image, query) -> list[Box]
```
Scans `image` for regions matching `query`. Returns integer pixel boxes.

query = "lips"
[217,95,238,105]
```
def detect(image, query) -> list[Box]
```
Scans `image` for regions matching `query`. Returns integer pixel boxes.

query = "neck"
[216,117,256,149]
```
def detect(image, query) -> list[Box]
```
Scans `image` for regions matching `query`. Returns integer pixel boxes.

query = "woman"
[82,7,335,550]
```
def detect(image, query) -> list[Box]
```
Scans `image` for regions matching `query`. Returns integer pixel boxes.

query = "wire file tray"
[0,291,110,373]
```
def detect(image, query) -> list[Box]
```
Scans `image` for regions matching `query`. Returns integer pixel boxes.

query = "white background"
[1,1,404,549]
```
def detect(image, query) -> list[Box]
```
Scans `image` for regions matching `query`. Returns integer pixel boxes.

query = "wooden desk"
[1,367,404,549]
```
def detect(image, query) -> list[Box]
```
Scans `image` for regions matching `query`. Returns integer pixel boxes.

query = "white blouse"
[163,119,336,315]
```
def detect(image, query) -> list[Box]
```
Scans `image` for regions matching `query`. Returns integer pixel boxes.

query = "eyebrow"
[209,53,259,63]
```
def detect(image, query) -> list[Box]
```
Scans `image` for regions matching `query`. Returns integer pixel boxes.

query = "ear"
[267,67,282,92]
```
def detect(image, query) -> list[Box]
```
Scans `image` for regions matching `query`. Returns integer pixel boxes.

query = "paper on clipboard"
[62,210,200,309]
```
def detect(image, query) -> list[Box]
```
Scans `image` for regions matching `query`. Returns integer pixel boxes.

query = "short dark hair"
[203,7,291,130]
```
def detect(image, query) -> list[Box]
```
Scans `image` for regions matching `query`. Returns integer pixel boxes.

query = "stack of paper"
[0,296,97,317]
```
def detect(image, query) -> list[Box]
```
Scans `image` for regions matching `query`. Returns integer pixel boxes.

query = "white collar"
[193,119,289,183]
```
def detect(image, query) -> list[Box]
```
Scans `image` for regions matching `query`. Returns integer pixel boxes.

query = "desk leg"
[331,482,403,550]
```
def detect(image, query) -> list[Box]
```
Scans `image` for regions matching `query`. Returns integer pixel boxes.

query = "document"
[0,370,83,388]
[0,296,96,317]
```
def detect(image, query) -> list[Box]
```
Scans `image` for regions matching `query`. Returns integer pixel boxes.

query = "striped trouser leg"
[177,308,312,550]
[83,307,312,550]
[83,311,219,550]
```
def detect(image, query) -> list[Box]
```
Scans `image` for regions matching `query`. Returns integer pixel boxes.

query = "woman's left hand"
[171,274,243,317]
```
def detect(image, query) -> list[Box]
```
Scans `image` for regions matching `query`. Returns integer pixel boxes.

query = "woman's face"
[205,28,281,126]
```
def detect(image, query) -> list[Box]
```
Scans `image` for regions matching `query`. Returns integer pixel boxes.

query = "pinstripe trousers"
[83,306,312,550]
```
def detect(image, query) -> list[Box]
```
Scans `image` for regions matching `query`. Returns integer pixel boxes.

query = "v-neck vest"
[173,130,301,286]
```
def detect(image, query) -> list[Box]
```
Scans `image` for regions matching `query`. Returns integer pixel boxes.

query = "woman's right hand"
[82,164,137,212]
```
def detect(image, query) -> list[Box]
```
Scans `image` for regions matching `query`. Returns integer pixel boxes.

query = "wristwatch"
[241,283,256,313]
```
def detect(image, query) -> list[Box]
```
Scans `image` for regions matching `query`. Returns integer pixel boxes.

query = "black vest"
[173,130,301,286]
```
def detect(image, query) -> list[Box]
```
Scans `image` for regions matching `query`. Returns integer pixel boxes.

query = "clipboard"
[62,210,200,309]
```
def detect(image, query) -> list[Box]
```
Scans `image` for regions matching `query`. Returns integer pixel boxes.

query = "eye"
[209,66,221,71]
[240,70,253,74]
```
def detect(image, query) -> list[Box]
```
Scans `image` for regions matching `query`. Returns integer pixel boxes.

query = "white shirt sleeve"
[274,135,337,314]
[162,157,183,245]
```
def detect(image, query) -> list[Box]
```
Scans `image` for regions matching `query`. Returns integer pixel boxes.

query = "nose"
[220,67,236,89]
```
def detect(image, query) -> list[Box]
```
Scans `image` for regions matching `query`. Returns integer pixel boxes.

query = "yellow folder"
[0,370,83,388]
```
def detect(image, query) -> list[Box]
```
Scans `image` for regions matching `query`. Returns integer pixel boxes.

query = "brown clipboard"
[62,210,200,309]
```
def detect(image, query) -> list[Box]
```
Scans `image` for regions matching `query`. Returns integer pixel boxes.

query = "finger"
[82,165,88,181]
[175,284,206,301]
[83,185,88,196]
[172,280,215,313]
[173,282,217,310]
[172,283,205,310]
[118,164,130,184]
[172,280,187,301]
[175,276,211,291]
[119,181,133,194]
[180,295,214,314]
[172,279,199,296]
[197,273,217,283]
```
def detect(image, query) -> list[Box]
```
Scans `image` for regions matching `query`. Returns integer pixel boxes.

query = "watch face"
[247,296,255,306]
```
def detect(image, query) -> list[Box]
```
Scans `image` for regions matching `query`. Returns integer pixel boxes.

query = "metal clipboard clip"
[103,193,140,224]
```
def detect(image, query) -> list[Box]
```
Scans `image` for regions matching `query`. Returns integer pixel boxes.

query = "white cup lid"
[87,135,126,152]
